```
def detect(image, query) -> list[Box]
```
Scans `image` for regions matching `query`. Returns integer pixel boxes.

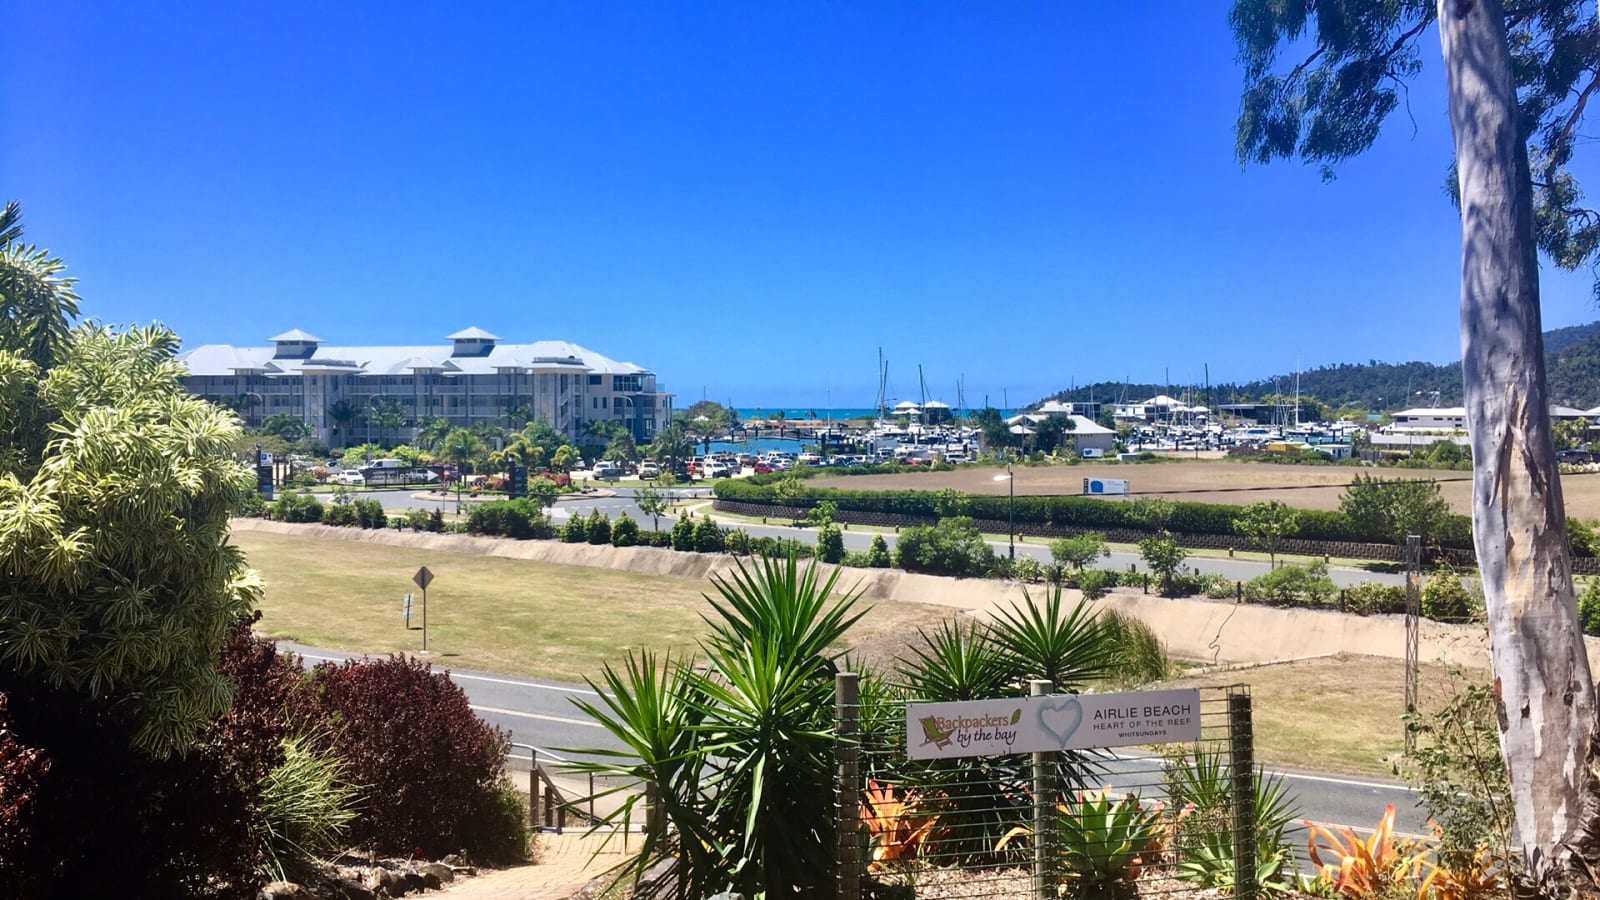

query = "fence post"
[1031,679,1056,900]
[529,747,539,830]
[836,672,863,900]
[1228,690,1258,900]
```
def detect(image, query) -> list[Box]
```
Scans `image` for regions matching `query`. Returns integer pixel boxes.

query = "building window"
[588,375,602,385]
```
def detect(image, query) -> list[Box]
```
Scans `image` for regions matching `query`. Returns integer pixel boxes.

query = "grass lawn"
[234,530,953,683]
[1160,654,1483,778]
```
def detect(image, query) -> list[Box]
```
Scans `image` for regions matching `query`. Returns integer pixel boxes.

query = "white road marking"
[471,704,604,728]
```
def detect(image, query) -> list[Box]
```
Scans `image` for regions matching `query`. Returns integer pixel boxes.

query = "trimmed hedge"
[712,480,1476,549]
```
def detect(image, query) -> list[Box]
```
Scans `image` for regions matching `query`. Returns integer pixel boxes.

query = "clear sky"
[5,2,1597,408]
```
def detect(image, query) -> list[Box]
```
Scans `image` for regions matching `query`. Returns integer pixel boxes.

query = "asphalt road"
[286,642,1424,841]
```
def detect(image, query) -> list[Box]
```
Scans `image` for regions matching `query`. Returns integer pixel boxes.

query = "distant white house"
[1009,412,1115,453]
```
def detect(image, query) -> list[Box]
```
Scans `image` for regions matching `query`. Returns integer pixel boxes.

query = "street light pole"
[994,460,1015,561]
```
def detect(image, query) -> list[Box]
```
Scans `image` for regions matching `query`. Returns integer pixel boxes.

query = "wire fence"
[836,680,1270,900]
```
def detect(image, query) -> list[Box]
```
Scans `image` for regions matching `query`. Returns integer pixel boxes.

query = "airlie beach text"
[907,689,1202,760]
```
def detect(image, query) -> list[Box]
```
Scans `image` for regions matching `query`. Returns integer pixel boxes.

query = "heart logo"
[1036,698,1084,749]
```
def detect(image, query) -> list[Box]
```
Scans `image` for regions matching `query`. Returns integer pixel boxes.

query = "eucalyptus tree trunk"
[1439,0,1600,891]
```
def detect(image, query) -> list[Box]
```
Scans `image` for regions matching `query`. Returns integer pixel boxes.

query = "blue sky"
[5,2,1597,408]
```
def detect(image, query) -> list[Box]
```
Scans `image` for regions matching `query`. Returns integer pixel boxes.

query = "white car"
[637,463,661,479]
[333,470,365,486]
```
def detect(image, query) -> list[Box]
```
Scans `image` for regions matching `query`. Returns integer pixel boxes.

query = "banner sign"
[906,688,1201,759]
[1083,478,1131,496]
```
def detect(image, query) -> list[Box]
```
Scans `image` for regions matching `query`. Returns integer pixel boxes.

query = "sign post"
[413,566,434,650]
[906,687,1201,759]
[403,592,414,629]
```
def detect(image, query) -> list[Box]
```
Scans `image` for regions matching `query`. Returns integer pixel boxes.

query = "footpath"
[441,831,631,900]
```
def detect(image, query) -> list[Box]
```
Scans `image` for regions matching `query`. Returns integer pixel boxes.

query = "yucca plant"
[256,734,361,883]
[987,585,1117,690]
[1055,788,1166,900]
[1166,745,1302,896]
[568,553,862,900]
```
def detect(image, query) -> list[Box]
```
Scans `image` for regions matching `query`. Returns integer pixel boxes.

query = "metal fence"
[835,678,1262,900]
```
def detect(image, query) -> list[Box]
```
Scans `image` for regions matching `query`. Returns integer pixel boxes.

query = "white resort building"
[178,327,673,447]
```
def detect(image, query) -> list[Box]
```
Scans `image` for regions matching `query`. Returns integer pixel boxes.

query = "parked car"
[334,470,365,486]
[593,465,623,481]
[706,462,735,479]
[638,462,661,479]
[753,462,775,475]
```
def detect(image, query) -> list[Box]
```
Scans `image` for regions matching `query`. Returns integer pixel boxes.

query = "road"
[345,484,1403,588]
[286,642,1425,839]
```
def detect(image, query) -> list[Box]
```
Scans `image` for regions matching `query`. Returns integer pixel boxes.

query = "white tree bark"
[1439,0,1598,889]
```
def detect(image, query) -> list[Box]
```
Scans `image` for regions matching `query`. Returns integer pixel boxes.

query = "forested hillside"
[1038,321,1600,412]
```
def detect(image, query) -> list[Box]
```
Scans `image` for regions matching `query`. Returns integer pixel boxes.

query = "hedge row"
[712,480,1476,549]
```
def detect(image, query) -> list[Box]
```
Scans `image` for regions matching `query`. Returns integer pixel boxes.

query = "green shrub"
[1243,562,1337,607]
[1570,517,1600,557]
[1099,610,1171,686]
[645,530,674,548]
[611,513,640,547]
[894,517,996,577]
[1051,532,1109,569]
[840,550,873,567]
[1422,573,1472,621]
[585,509,611,545]
[1012,556,1044,583]
[403,508,432,531]
[816,523,844,563]
[561,514,587,543]
[1076,569,1112,601]
[865,534,892,568]
[467,499,555,540]
[1054,790,1164,900]
[1344,581,1406,615]
[272,492,324,523]
[1578,580,1600,636]
[321,504,359,527]
[671,515,696,551]
[236,488,268,517]
[353,498,386,529]
[725,528,753,555]
[693,516,725,553]
[257,735,360,882]
[1137,535,1187,594]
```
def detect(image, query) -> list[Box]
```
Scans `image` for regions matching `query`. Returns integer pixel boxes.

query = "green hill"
[1038,321,1600,413]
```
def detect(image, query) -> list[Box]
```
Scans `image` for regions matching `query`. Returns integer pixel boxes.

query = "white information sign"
[1083,478,1131,496]
[906,688,1201,760]
[403,592,414,625]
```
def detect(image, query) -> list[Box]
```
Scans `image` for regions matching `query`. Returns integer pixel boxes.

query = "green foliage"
[560,513,587,543]
[670,514,696,551]
[1166,745,1300,897]
[569,556,864,900]
[467,499,555,540]
[611,512,640,547]
[805,499,838,528]
[1137,535,1187,594]
[1422,573,1473,622]
[894,516,996,577]
[1234,500,1300,567]
[0,312,262,755]
[1344,581,1406,616]
[1054,790,1165,900]
[986,585,1114,689]
[256,735,360,882]
[1339,474,1453,548]
[1129,497,1176,532]
[1397,672,1516,871]
[1011,555,1044,583]
[865,533,892,568]
[1570,517,1600,557]
[1076,568,1112,601]
[1578,579,1600,636]
[634,484,668,530]
[1244,562,1337,607]
[692,515,725,553]
[1051,532,1109,570]
[1098,609,1171,687]
[816,522,845,563]
[585,509,612,545]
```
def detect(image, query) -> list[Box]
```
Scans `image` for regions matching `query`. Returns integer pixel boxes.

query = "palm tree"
[503,398,536,432]
[262,413,310,443]
[441,428,484,474]
[327,400,358,448]
[370,397,405,448]
[471,419,506,451]
[648,421,693,475]
[416,416,451,451]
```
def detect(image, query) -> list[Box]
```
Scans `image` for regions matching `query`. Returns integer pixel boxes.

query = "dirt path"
[439,832,634,900]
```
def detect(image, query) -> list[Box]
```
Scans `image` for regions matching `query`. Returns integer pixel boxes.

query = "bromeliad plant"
[1307,805,1432,899]
[862,780,939,872]
[567,553,866,900]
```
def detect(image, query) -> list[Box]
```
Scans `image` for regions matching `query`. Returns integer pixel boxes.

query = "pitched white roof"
[268,328,323,343]
[178,336,651,378]
[446,326,501,341]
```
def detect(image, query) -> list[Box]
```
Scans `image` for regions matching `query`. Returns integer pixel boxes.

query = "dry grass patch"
[234,530,952,683]
[1159,654,1483,778]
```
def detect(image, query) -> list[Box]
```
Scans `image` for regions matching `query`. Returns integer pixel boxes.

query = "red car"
[753,462,775,474]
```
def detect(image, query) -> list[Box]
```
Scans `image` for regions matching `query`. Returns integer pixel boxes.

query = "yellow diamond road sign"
[413,566,433,590]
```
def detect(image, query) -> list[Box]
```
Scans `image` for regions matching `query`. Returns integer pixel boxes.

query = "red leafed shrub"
[0,675,261,899]
[299,655,525,860]
[199,613,304,786]
[540,472,572,488]
[0,694,50,876]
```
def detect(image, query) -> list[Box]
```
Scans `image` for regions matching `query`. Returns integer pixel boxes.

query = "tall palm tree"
[441,428,484,474]
[327,400,358,448]
[416,416,451,451]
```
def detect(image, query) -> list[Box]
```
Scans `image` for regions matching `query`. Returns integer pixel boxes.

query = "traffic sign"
[413,566,434,590]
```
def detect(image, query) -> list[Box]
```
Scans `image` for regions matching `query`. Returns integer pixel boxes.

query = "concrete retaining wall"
[231,518,1600,672]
